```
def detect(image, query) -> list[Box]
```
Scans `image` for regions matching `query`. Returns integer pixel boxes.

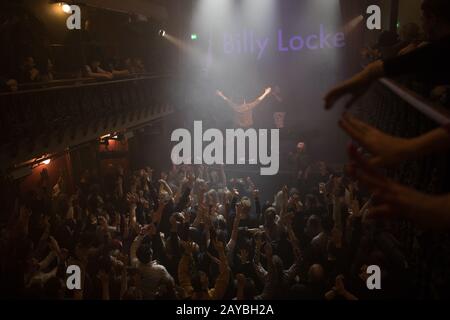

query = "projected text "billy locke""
[223,25,345,60]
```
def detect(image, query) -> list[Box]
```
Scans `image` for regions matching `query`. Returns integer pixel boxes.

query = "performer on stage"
[216,87,272,128]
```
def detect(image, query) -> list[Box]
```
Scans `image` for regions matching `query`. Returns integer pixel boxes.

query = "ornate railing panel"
[4,71,449,297]
[0,76,175,170]
[356,80,450,298]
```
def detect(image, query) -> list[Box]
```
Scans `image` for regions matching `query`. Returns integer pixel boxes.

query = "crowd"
[0,156,412,300]
[1,0,450,301]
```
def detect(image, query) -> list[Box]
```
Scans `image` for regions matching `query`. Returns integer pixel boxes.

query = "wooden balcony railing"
[0,75,176,171]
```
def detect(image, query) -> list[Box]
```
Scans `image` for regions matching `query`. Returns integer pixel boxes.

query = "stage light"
[60,3,72,14]
[191,34,198,40]
[41,159,51,165]
[159,29,166,37]
[343,15,364,35]
[241,0,279,33]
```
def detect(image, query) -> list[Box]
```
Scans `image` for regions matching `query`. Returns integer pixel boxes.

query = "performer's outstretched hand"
[253,87,273,105]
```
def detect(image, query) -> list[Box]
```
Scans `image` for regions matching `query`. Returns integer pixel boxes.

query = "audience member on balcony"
[85,58,113,80]
[107,56,131,78]
[323,0,450,231]
[339,113,450,174]
[17,56,40,83]
[123,58,135,74]
[374,30,401,60]
[339,113,450,230]
[397,22,426,56]
[431,85,450,106]
[325,0,450,110]
[0,76,18,92]
[132,58,146,74]
[362,24,423,64]
[39,59,55,82]
[123,57,146,75]
[360,30,402,66]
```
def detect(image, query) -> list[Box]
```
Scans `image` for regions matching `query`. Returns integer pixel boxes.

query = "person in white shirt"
[130,232,174,300]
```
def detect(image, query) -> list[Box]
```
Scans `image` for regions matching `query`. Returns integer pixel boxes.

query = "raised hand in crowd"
[325,275,358,300]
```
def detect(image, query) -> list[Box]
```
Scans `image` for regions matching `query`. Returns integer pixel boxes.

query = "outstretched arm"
[216,90,236,108]
[347,143,450,230]
[226,203,243,254]
[247,87,272,109]
[340,113,450,167]
[210,239,230,300]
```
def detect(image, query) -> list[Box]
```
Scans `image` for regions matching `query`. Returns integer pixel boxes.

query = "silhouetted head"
[136,243,153,264]
[308,264,325,284]
[421,0,450,40]
[399,22,420,42]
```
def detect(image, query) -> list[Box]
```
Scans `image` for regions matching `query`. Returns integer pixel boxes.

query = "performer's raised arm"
[216,90,236,108]
[247,87,272,109]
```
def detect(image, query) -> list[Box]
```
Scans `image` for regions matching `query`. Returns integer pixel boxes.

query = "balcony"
[357,80,450,193]
[355,79,450,298]
[0,75,175,171]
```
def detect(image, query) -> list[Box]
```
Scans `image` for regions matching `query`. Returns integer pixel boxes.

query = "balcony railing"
[356,78,450,298]
[0,75,175,171]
